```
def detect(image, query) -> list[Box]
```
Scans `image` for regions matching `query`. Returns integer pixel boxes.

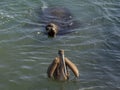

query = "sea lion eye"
[46,24,54,30]
[46,26,50,31]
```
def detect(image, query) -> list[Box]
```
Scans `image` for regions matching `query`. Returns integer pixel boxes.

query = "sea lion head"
[45,23,58,37]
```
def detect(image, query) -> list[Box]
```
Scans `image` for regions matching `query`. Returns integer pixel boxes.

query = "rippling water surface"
[0,0,120,90]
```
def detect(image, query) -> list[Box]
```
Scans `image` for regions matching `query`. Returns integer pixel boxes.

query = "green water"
[0,0,120,90]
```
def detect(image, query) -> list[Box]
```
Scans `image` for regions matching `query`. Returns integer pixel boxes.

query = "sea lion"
[39,7,80,37]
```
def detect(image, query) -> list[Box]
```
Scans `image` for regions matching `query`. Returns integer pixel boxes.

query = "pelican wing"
[65,58,79,77]
[47,58,59,78]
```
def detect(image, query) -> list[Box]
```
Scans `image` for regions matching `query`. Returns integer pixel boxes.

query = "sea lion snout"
[45,23,58,37]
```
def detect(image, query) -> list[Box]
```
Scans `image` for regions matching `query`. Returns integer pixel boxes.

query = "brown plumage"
[47,49,79,81]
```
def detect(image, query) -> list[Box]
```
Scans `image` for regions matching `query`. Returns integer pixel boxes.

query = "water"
[0,0,120,90]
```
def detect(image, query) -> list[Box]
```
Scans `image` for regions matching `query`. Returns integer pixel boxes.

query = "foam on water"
[41,0,48,11]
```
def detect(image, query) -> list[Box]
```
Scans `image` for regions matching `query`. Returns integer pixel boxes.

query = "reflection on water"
[0,0,120,90]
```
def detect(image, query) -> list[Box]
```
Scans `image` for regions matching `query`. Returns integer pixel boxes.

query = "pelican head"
[58,49,64,56]
[58,49,67,78]
[45,23,58,37]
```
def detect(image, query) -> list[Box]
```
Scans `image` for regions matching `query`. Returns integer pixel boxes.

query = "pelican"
[47,49,79,81]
